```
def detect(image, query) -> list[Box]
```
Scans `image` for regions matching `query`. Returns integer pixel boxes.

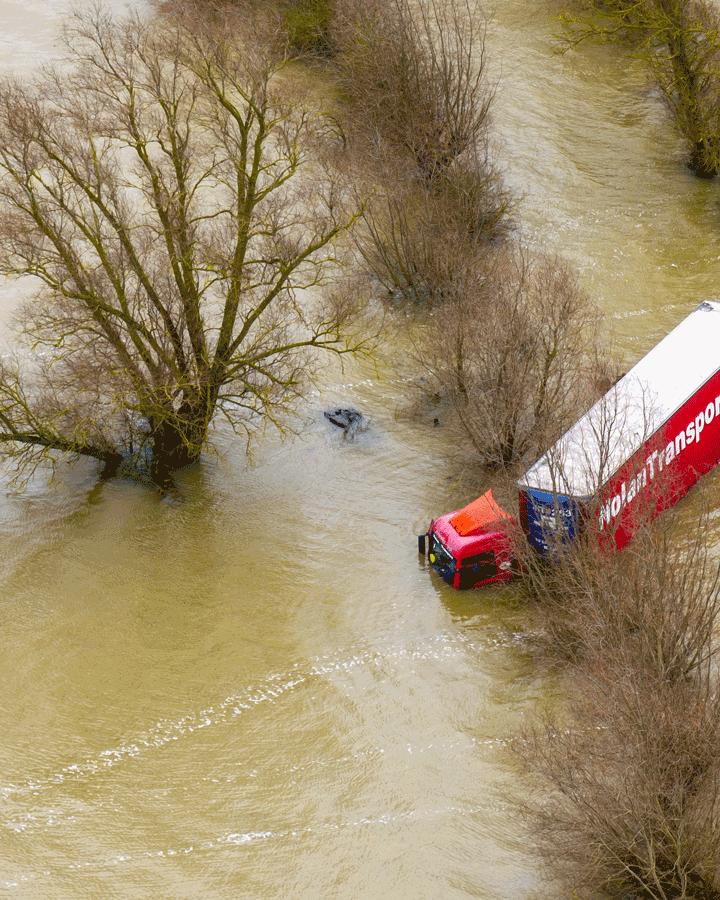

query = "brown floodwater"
[1,1,720,898]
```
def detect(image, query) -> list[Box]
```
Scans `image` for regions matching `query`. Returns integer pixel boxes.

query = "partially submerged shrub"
[333,0,494,177]
[356,147,512,305]
[561,0,720,178]
[409,248,607,470]
[283,0,335,57]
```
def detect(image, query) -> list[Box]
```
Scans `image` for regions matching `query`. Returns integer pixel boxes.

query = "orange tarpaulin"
[449,489,514,537]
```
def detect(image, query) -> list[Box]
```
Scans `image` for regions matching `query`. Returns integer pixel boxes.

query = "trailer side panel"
[520,489,582,554]
[596,366,720,548]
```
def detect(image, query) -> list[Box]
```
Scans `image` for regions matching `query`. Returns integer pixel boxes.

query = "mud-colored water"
[1,1,719,898]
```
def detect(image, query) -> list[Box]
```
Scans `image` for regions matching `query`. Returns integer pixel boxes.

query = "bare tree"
[518,646,720,900]
[409,248,606,469]
[329,0,511,308]
[333,0,495,181]
[282,0,335,58]
[0,5,369,483]
[355,144,511,305]
[561,0,720,177]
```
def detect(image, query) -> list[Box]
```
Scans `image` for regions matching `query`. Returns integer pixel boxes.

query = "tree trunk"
[689,136,718,178]
[149,399,212,483]
[660,2,719,179]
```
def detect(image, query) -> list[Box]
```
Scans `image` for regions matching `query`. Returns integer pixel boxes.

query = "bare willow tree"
[0,5,368,482]
[561,0,720,177]
[334,0,494,181]
[330,0,512,304]
[410,249,607,468]
[356,146,511,305]
[518,646,720,900]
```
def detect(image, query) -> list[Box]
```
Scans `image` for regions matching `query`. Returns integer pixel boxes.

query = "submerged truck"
[419,300,720,589]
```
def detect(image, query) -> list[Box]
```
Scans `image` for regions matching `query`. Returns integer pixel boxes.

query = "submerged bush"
[283,0,335,56]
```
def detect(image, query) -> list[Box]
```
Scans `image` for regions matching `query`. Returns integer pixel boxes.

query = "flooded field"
[1,1,719,897]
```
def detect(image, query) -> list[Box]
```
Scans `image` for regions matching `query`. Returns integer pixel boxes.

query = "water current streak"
[3,800,506,888]
[0,633,477,805]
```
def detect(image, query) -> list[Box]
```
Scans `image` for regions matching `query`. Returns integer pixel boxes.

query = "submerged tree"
[0,5,367,483]
[409,248,606,469]
[332,0,512,304]
[333,0,496,183]
[562,0,720,177]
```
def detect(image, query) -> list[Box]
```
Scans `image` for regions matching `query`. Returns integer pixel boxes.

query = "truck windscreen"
[429,534,455,576]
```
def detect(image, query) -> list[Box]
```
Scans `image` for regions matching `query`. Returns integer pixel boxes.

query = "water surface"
[1,2,720,897]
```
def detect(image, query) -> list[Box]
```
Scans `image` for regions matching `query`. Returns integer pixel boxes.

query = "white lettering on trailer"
[599,391,720,530]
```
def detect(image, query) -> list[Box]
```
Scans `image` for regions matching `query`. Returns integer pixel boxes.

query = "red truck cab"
[421,489,516,589]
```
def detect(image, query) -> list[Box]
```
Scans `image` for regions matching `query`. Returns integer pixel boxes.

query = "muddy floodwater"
[2,1,720,898]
